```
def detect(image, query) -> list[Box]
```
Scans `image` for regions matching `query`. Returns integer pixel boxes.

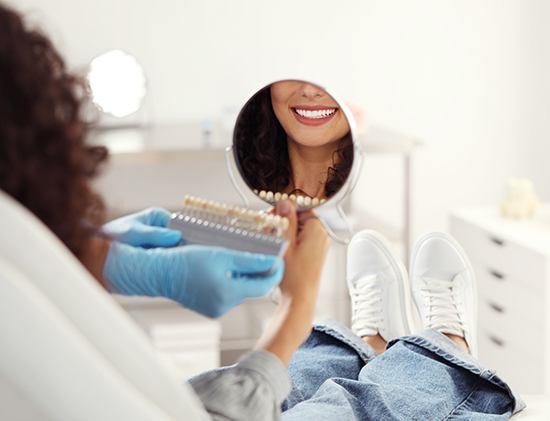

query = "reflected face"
[233,80,355,210]
[270,81,349,148]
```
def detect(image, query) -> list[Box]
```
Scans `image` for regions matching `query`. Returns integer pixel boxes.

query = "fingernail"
[277,200,291,216]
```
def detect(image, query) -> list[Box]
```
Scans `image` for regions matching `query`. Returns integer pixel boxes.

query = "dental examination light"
[87,49,147,118]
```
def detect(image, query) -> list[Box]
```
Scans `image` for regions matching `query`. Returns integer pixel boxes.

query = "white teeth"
[295,108,336,119]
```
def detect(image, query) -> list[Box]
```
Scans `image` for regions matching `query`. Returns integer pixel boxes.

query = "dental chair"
[0,191,208,420]
[0,190,547,420]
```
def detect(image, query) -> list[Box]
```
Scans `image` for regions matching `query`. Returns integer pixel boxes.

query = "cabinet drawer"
[478,298,544,362]
[451,217,547,293]
[476,263,544,330]
[478,329,543,394]
[478,328,515,372]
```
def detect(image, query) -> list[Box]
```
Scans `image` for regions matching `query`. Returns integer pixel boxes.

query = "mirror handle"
[317,204,353,245]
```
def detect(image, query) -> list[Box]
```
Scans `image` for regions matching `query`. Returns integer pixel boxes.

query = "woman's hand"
[277,201,329,302]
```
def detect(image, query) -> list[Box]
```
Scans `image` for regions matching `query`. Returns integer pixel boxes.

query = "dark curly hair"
[0,4,107,260]
[234,86,353,198]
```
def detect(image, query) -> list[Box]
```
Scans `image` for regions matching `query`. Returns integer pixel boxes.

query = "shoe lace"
[420,276,464,333]
[350,274,383,335]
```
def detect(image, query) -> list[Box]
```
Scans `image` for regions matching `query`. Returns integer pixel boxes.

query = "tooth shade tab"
[181,194,289,233]
[294,108,336,119]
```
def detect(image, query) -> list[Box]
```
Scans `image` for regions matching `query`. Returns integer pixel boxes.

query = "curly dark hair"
[234,86,353,198]
[0,4,107,260]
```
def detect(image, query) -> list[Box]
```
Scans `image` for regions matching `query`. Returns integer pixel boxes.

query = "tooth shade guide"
[181,195,288,232]
[169,204,288,257]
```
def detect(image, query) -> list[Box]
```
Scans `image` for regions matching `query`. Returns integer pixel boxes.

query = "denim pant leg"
[282,320,377,411]
[283,324,524,421]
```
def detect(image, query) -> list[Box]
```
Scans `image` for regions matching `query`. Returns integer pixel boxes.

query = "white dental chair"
[0,191,209,420]
[0,190,547,420]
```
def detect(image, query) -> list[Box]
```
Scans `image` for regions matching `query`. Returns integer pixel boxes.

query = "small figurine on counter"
[501,178,539,220]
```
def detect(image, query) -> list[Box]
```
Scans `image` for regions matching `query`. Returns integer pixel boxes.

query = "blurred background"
[13,0,550,235]
[8,0,550,396]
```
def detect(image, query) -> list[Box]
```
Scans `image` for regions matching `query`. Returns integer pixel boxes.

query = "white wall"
[10,0,548,239]
[522,0,550,201]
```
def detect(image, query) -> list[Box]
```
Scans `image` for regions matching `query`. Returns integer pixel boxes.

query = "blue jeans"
[282,321,525,420]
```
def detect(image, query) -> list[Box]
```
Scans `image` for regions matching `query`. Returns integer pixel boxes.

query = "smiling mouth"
[291,106,338,126]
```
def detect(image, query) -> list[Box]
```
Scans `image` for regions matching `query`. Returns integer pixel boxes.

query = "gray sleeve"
[188,350,291,421]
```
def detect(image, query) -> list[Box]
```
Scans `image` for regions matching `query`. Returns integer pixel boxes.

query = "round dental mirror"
[231,79,361,212]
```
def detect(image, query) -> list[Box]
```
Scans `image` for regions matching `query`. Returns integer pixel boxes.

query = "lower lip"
[292,109,337,126]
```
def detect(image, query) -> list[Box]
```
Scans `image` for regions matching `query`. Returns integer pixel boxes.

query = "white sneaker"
[410,232,478,356]
[347,230,411,342]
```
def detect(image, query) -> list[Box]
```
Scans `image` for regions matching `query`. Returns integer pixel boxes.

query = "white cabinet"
[450,206,550,394]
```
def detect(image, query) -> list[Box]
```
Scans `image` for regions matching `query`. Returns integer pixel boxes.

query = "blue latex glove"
[103,242,284,318]
[102,208,181,248]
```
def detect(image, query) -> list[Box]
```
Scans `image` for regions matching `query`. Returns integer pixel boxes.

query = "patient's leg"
[365,332,466,355]
[284,233,525,419]
[282,330,523,420]
[282,321,377,411]
[361,334,387,355]
[283,230,410,410]
[347,231,411,356]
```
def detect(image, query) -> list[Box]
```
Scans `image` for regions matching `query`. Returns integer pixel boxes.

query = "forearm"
[255,293,317,366]
[189,350,290,421]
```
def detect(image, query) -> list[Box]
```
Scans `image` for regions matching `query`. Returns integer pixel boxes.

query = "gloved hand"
[103,243,284,318]
[101,207,182,248]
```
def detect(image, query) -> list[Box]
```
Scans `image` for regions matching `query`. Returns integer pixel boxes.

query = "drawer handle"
[488,335,505,347]
[489,236,506,246]
[487,301,505,314]
[488,269,505,280]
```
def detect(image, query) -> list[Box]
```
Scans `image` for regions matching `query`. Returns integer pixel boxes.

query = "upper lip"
[292,105,338,111]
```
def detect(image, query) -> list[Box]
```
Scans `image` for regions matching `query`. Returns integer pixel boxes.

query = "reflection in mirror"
[233,80,354,210]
